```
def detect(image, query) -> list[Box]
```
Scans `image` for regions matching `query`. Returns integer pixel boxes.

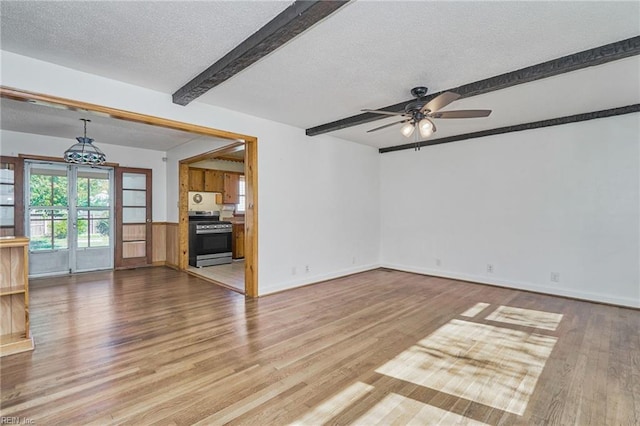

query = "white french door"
[25,161,114,276]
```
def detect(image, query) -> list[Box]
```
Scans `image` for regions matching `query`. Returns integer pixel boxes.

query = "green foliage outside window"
[30,175,68,206]
[77,177,110,207]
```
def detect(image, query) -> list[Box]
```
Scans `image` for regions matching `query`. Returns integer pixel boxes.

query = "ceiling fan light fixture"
[64,119,106,166]
[418,118,435,138]
[400,122,415,138]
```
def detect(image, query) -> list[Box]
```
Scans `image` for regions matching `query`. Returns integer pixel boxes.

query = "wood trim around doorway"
[179,141,258,297]
[0,86,259,297]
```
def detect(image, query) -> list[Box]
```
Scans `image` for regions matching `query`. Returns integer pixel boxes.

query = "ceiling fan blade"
[430,109,492,119]
[361,109,405,116]
[420,91,461,113]
[367,119,409,133]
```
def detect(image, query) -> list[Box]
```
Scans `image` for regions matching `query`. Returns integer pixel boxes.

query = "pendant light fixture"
[64,118,106,165]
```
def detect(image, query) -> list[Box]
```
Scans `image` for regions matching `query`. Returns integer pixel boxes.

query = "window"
[237,175,245,213]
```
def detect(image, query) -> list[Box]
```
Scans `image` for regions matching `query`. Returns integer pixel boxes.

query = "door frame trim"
[178,141,258,297]
[0,86,259,297]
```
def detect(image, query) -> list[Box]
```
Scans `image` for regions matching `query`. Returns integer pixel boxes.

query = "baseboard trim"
[382,263,640,309]
[259,264,380,296]
[164,263,180,271]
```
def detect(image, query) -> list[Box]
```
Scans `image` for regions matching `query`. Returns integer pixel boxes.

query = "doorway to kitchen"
[181,143,247,294]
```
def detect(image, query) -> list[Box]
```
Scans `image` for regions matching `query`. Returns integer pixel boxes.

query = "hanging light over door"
[64,118,106,165]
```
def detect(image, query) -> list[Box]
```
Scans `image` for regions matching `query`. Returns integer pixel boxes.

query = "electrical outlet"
[352,256,356,264]
[435,258,441,267]
[487,264,494,273]
[292,267,296,276]
[305,265,310,273]
[551,272,560,282]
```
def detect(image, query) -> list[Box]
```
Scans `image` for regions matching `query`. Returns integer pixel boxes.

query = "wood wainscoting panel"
[152,223,167,264]
[166,223,179,268]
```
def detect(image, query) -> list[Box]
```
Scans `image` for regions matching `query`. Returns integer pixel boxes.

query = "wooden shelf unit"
[0,236,34,357]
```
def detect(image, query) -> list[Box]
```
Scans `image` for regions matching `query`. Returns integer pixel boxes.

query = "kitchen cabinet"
[204,170,224,192]
[0,236,34,357]
[232,223,245,259]
[222,173,240,204]
[188,168,205,192]
[189,168,225,193]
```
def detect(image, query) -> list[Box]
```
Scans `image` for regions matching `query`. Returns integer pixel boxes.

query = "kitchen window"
[237,175,245,213]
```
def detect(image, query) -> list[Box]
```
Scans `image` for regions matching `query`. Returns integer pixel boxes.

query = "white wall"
[380,114,640,308]
[2,51,381,295]
[5,50,636,306]
[0,129,167,220]
[165,112,381,295]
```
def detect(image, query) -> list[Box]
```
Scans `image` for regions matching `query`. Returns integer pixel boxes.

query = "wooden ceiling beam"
[173,0,350,106]
[306,36,640,136]
[379,103,640,154]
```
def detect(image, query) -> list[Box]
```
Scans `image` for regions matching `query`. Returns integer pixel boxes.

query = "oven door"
[189,224,232,266]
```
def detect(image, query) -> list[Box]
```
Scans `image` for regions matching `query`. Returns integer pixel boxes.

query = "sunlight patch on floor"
[353,392,490,426]
[486,305,563,331]
[290,381,374,425]
[375,319,557,415]
[460,302,491,318]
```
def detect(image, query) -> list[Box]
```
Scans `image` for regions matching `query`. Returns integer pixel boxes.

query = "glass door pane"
[26,162,70,276]
[74,166,113,272]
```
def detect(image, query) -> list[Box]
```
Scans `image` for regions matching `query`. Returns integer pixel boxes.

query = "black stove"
[188,211,233,267]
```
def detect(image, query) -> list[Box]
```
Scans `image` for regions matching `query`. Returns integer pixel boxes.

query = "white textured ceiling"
[0,97,227,151]
[0,1,292,93]
[1,0,639,151]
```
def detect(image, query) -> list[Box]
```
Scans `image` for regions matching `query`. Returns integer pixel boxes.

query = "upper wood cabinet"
[189,168,224,193]
[223,173,240,204]
[204,170,224,192]
[190,167,242,205]
[188,168,205,192]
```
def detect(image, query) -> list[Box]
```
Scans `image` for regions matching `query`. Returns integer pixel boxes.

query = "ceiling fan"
[363,86,492,147]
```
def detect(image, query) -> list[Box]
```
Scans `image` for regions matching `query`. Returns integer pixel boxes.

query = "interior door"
[115,167,152,268]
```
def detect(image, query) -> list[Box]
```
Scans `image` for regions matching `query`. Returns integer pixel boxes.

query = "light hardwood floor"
[187,260,245,293]
[1,268,638,425]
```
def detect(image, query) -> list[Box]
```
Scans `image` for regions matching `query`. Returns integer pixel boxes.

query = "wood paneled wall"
[151,222,178,268]
[165,223,179,268]
[151,223,166,264]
